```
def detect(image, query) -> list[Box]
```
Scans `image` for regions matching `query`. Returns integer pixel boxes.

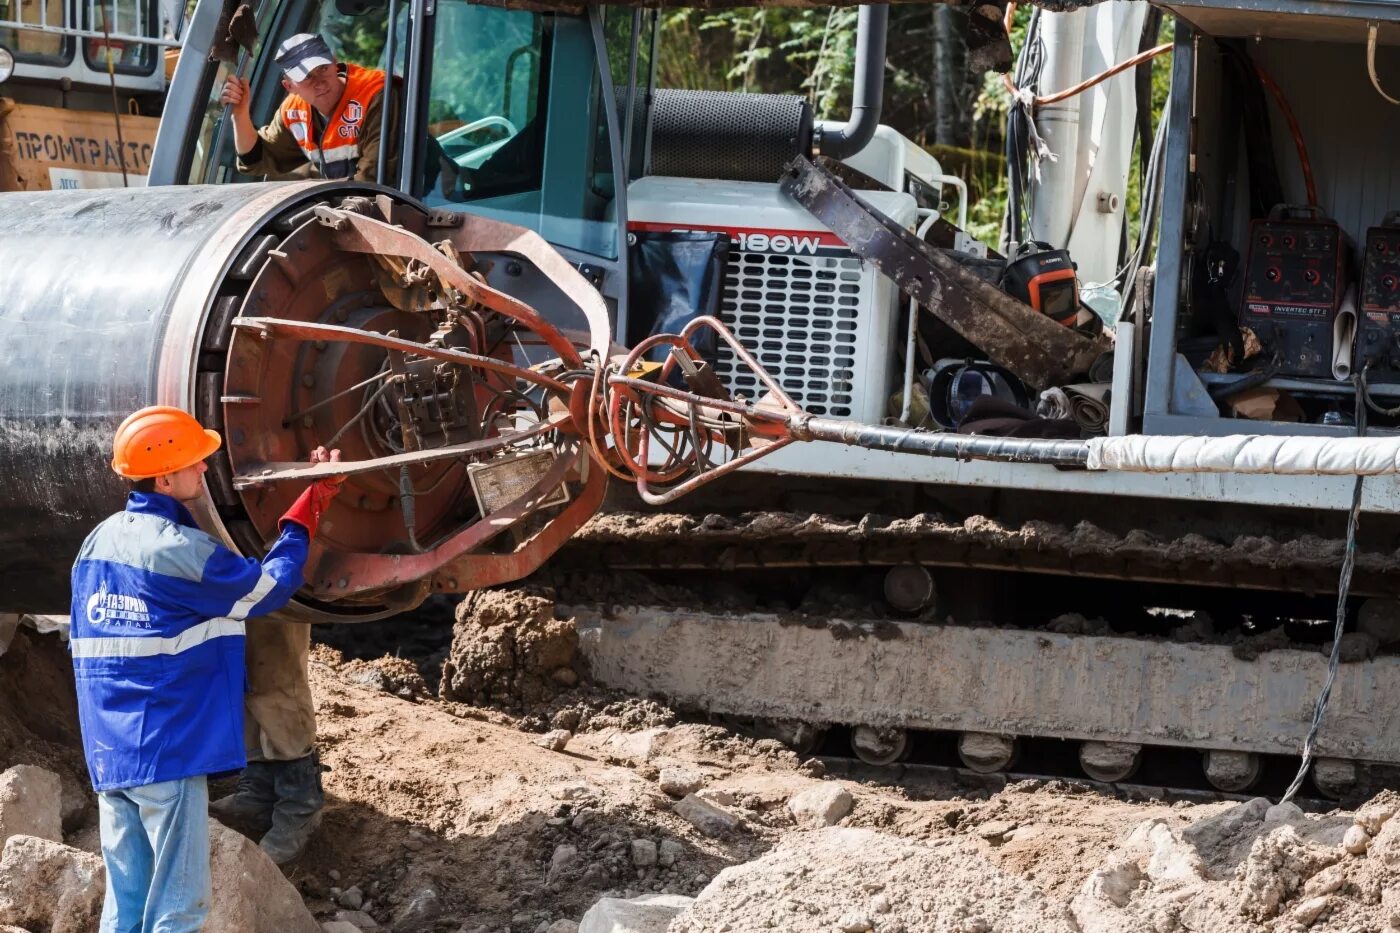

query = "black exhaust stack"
[814,4,889,159]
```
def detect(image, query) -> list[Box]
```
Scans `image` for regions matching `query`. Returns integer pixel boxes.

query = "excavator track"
[561,594,1400,802]
[559,508,1400,598]
[542,476,1400,800]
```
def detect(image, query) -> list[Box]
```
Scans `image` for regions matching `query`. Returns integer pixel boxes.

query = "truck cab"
[0,0,172,187]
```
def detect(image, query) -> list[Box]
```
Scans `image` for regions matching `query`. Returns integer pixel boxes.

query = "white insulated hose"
[1085,434,1400,475]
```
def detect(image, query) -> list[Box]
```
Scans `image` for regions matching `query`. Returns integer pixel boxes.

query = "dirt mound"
[669,826,1081,933]
[439,586,582,711]
[524,689,679,736]
[334,653,431,700]
[304,654,757,932]
[1071,795,1399,932]
[434,586,680,737]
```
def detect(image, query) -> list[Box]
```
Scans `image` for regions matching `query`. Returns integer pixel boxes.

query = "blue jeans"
[97,775,212,933]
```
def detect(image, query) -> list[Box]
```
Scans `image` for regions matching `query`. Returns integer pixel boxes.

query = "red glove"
[279,479,343,537]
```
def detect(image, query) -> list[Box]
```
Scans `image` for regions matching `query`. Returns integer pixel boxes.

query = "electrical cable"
[1359,364,1400,418]
[1279,379,1366,804]
[1367,23,1400,105]
[1000,2,1171,107]
[1135,7,1165,182]
[1003,7,1044,245]
[1032,44,1173,106]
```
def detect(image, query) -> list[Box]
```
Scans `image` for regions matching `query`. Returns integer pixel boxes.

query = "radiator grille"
[716,251,865,417]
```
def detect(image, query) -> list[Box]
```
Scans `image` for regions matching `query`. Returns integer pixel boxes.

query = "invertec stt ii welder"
[1356,213,1400,382]
[1239,207,1350,380]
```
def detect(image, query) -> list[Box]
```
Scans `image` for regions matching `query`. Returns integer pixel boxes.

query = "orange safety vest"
[278,62,385,179]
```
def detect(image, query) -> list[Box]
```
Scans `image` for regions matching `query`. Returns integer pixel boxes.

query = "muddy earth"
[3,590,1400,933]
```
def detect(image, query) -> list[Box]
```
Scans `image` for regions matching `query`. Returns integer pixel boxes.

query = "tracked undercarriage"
[543,477,1400,802]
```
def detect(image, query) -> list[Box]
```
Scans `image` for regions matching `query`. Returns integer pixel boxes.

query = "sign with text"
[0,99,159,192]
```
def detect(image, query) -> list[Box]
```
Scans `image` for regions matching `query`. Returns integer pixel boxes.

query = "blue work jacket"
[69,492,309,792]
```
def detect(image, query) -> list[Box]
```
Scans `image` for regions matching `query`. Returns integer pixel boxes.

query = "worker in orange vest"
[220,33,396,182]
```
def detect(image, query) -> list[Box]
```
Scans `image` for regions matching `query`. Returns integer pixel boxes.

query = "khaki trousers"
[243,616,316,762]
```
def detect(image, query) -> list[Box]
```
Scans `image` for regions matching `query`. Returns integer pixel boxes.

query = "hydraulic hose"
[791,415,1400,477]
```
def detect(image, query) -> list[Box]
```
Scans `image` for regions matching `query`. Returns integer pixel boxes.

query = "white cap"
[275,33,334,82]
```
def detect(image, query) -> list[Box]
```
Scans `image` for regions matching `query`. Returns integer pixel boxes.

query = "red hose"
[1251,59,1318,208]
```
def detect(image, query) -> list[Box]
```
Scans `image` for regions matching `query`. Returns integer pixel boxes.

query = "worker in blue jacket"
[70,405,344,932]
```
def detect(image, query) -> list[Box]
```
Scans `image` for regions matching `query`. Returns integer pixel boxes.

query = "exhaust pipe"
[813,4,888,159]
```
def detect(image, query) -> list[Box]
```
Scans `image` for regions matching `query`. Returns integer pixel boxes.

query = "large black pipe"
[0,181,406,617]
[814,4,889,159]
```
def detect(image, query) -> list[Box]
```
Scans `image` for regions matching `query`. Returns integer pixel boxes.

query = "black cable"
[1135,7,1164,184]
[1359,365,1400,418]
[1279,378,1366,804]
[1003,10,1044,246]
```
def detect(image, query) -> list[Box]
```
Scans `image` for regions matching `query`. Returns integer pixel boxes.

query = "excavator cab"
[151,0,655,325]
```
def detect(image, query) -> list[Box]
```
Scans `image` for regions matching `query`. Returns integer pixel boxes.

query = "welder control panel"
[1357,219,1400,381]
[1240,217,1347,379]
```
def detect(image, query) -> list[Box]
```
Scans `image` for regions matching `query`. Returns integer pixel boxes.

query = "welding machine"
[1355,213,1400,382]
[1239,208,1349,379]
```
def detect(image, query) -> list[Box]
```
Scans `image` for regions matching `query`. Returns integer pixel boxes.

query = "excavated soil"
[8,593,1400,933]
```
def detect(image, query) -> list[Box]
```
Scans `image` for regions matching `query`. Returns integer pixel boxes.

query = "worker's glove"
[278,447,344,537]
[278,480,343,537]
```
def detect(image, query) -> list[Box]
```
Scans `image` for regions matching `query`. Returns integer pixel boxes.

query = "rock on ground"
[579,893,693,933]
[786,782,853,828]
[658,838,683,868]
[208,819,322,933]
[0,764,62,844]
[0,834,104,933]
[669,827,1079,933]
[657,766,705,798]
[536,729,573,752]
[394,885,444,930]
[333,909,379,930]
[630,838,657,868]
[673,794,739,838]
[0,629,93,832]
[1067,796,1396,933]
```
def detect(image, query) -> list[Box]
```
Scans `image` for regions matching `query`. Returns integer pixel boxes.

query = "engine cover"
[626,175,916,424]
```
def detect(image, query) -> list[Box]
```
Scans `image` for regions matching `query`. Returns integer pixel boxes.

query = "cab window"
[415,1,618,260]
[188,0,402,184]
[0,0,72,64]
[83,0,160,75]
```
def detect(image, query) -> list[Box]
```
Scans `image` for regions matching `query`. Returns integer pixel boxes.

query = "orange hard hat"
[111,406,222,480]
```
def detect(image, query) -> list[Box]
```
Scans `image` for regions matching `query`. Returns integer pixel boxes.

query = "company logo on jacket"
[86,583,152,627]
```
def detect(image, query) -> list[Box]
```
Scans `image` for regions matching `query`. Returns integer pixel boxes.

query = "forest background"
[327,3,1175,247]
[655,5,1173,245]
